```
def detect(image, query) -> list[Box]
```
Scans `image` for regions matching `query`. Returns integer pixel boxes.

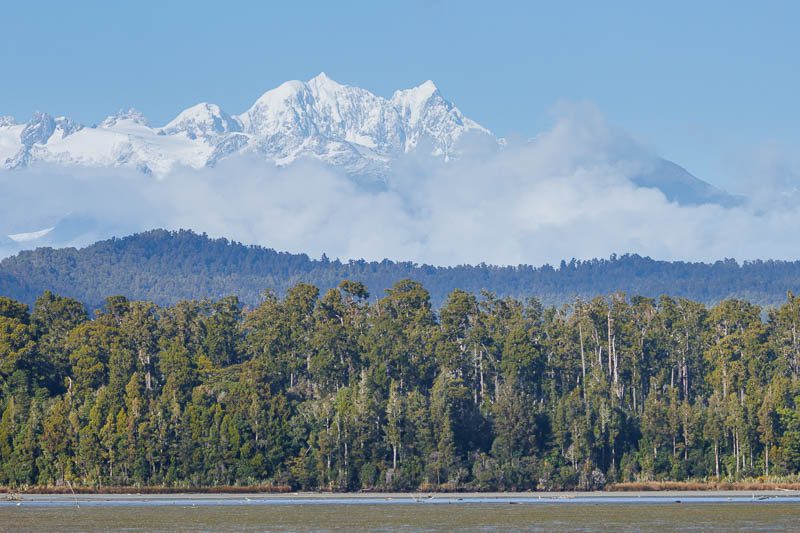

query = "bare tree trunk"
[579,321,586,393]
[478,348,485,405]
[792,322,798,380]
[613,336,619,397]
[681,354,689,400]
[139,348,152,391]
[607,312,613,377]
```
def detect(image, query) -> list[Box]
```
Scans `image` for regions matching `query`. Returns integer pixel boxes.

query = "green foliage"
[1,282,800,490]
[3,230,800,311]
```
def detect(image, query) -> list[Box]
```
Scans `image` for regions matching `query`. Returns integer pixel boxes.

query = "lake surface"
[2,494,799,531]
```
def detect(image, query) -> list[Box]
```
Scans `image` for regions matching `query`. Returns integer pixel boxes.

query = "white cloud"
[2,104,800,266]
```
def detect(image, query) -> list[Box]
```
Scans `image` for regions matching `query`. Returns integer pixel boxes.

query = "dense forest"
[2,229,800,310]
[2,282,800,491]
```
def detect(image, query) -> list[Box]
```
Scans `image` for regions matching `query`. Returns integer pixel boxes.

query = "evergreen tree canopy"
[1,282,800,490]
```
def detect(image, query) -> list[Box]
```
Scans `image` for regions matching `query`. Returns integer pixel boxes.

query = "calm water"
[1,497,799,532]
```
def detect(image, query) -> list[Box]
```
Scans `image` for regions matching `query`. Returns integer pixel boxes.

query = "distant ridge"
[0,229,798,309]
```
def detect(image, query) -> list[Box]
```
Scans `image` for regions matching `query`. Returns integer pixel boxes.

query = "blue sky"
[2,0,798,189]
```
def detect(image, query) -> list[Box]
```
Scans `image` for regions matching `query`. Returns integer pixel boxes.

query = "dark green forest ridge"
[2,283,800,490]
[1,229,800,309]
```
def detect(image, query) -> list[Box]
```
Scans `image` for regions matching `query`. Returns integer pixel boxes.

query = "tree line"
[3,229,800,310]
[2,281,800,491]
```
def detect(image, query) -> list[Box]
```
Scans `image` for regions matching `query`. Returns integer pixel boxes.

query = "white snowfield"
[0,73,493,178]
[7,227,54,243]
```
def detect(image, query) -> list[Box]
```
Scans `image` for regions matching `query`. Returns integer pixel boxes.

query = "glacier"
[0,71,742,255]
[0,73,492,180]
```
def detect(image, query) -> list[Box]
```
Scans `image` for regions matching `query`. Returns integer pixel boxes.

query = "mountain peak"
[391,80,442,114]
[100,108,149,128]
[309,71,336,84]
[250,80,309,109]
[390,80,450,133]
[20,111,56,146]
[0,116,16,127]
[393,80,439,101]
[307,72,349,97]
[3,76,497,179]
[53,116,83,138]
[416,79,439,95]
[160,102,241,138]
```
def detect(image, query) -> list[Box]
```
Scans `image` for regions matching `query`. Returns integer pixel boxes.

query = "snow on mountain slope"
[0,74,741,210]
[2,109,215,175]
[235,72,492,178]
[0,119,24,163]
[391,80,489,158]
[159,103,242,139]
[1,74,494,179]
[8,227,54,243]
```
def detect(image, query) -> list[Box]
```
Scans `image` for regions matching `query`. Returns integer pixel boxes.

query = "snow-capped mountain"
[0,73,491,178]
[0,73,742,211]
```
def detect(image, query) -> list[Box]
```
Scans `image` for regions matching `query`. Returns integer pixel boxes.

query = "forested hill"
[1,229,799,309]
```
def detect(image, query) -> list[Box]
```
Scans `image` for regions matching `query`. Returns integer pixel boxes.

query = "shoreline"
[5,481,800,497]
[5,480,800,496]
[4,489,800,503]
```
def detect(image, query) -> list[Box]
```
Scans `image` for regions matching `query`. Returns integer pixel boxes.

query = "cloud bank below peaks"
[2,103,799,266]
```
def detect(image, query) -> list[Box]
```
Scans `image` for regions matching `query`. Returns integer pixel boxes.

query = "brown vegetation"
[608,481,800,491]
[0,485,293,495]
